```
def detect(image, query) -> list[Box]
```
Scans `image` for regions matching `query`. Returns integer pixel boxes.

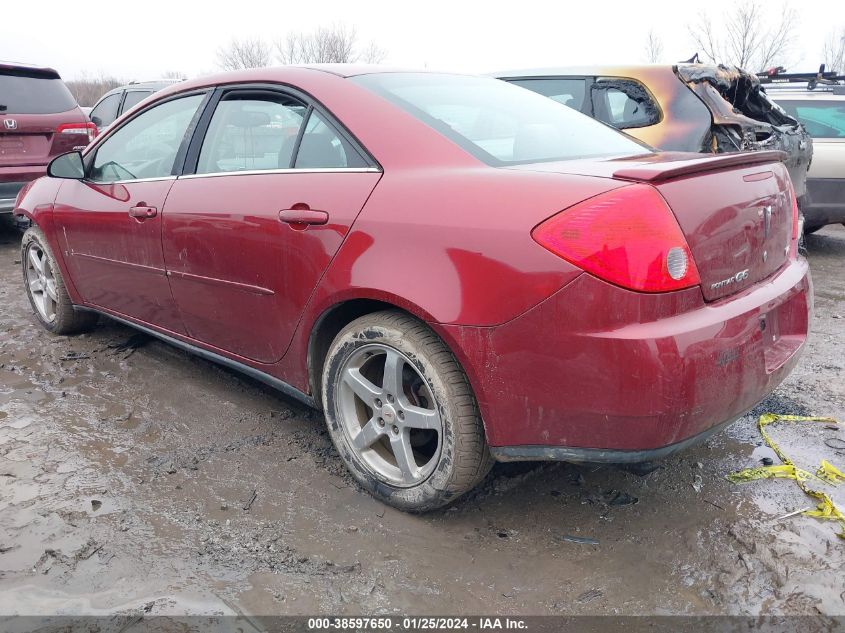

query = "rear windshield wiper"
[0,104,7,111]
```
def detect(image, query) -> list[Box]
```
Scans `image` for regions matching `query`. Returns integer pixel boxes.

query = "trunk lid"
[510,150,794,301]
[0,110,88,167]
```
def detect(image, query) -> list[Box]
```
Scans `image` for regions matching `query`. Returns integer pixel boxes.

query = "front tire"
[21,227,98,335]
[322,310,492,512]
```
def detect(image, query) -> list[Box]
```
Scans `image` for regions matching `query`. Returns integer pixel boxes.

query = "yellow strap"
[727,414,845,539]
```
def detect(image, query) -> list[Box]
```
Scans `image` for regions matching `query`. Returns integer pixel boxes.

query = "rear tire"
[21,227,98,335]
[322,310,493,512]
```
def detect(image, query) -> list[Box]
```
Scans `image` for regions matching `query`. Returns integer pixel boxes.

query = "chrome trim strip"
[75,307,317,409]
[86,176,178,185]
[167,269,275,296]
[72,252,167,275]
[179,167,381,180]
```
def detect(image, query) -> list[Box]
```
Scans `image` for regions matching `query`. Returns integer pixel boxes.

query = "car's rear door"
[161,85,381,363]
[54,91,209,332]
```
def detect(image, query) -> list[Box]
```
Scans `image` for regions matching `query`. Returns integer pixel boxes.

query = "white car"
[767,74,845,232]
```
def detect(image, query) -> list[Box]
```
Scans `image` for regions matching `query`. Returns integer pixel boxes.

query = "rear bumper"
[0,166,47,214]
[440,258,811,458]
[804,178,845,228]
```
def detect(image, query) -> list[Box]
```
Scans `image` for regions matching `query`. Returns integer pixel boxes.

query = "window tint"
[508,78,587,111]
[775,100,845,138]
[90,94,204,182]
[121,90,153,113]
[90,93,121,127]
[0,72,77,114]
[352,73,646,165]
[592,79,660,129]
[295,111,368,168]
[197,93,306,174]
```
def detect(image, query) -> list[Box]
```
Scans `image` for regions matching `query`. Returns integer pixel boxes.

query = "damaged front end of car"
[676,64,813,201]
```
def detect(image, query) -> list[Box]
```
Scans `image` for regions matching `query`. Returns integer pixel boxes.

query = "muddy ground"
[0,218,844,620]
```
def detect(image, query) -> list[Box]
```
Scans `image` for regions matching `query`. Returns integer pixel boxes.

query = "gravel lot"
[0,219,843,618]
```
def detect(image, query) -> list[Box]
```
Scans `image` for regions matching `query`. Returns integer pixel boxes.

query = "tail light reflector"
[56,121,98,142]
[532,184,701,293]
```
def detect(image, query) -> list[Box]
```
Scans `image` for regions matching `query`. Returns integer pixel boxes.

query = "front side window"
[775,100,845,139]
[352,73,646,165]
[508,78,587,111]
[197,93,307,174]
[591,79,660,129]
[121,90,153,114]
[90,93,121,127]
[90,94,204,182]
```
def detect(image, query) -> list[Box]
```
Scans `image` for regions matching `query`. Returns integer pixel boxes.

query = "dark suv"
[1,62,95,216]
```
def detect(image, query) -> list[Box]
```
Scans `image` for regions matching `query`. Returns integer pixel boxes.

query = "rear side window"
[775,100,845,138]
[121,90,153,114]
[352,73,646,165]
[508,78,587,111]
[295,111,369,169]
[591,78,660,129]
[90,93,121,127]
[0,72,77,114]
[196,93,307,174]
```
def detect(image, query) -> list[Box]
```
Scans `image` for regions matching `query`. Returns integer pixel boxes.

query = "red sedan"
[14,66,811,511]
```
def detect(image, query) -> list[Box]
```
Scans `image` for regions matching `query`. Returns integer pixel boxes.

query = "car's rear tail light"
[532,184,701,293]
[56,121,98,142]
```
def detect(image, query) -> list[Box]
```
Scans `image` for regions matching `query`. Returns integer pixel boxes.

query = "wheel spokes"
[28,248,43,274]
[343,367,382,404]
[390,431,419,482]
[402,403,440,430]
[381,349,404,398]
[352,417,383,450]
[44,279,58,302]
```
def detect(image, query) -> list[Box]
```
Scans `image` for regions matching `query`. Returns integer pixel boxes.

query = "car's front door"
[55,92,208,332]
[161,87,381,363]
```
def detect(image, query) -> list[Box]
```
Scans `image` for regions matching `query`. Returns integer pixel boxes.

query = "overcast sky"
[3,0,842,80]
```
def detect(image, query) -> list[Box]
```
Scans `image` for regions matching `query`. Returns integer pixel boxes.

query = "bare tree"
[216,37,272,71]
[276,24,386,65]
[65,72,124,107]
[822,28,845,73]
[644,29,664,63]
[687,1,799,72]
[161,70,187,81]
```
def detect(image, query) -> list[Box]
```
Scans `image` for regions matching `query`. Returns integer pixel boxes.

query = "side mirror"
[47,151,85,180]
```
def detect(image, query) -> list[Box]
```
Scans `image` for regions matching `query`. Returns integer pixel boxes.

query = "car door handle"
[279,205,329,227]
[129,204,158,219]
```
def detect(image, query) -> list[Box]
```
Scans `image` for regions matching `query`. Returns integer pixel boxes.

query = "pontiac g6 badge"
[711,269,750,291]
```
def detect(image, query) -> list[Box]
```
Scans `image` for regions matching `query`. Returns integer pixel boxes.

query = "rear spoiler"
[612,151,787,183]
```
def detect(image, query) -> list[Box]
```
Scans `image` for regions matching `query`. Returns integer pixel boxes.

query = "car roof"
[0,61,61,79]
[766,89,845,100]
[493,64,679,78]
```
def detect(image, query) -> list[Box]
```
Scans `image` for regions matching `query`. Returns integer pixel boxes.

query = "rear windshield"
[775,100,845,139]
[0,72,77,115]
[351,73,648,165]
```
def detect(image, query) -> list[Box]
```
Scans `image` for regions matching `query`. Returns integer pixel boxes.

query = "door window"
[592,79,660,129]
[121,90,153,114]
[294,111,368,168]
[89,94,204,182]
[775,100,845,138]
[89,93,121,127]
[196,93,307,174]
[508,78,587,111]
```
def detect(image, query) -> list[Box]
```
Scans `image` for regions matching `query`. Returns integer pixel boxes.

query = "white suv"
[766,76,845,232]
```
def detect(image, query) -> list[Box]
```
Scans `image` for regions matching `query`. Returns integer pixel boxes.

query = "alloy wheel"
[337,344,443,487]
[25,243,58,323]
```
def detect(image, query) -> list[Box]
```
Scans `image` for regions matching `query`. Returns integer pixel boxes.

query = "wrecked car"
[496,64,813,209]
